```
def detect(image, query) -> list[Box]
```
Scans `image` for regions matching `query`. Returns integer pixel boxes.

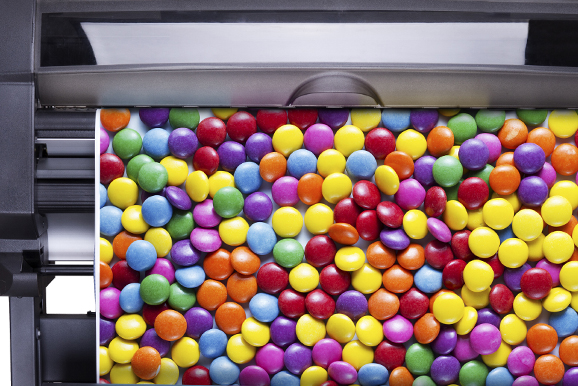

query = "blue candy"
[485,367,514,386]
[247,222,277,255]
[357,363,389,386]
[99,184,107,208]
[125,240,158,271]
[209,356,240,386]
[141,195,173,227]
[119,283,144,313]
[199,329,228,359]
[175,265,206,288]
[100,205,123,236]
[142,128,170,159]
[497,225,515,243]
[287,149,317,179]
[249,293,280,323]
[346,150,378,180]
[271,370,300,386]
[234,162,263,194]
[414,264,443,293]
[549,307,578,338]
[381,109,411,132]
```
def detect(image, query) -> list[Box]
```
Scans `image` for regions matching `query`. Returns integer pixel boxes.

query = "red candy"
[457,177,489,210]
[333,198,362,226]
[424,186,447,217]
[256,109,288,134]
[256,262,289,294]
[375,339,407,371]
[424,240,454,269]
[399,288,429,320]
[193,146,220,175]
[352,181,381,209]
[196,117,227,147]
[111,260,140,290]
[278,289,306,318]
[226,111,257,143]
[520,267,553,300]
[489,284,514,314]
[442,259,466,290]
[451,230,474,261]
[142,303,170,326]
[288,109,318,130]
[376,201,404,228]
[364,128,396,160]
[183,365,211,385]
[485,254,505,279]
[305,289,336,319]
[304,235,337,268]
[100,153,125,185]
[319,264,351,296]
[356,210,382,241]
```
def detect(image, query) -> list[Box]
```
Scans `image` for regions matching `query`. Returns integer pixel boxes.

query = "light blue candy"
[381,109,411,132]
[358,363,389,386]
[287,149,317,179]
[142,128,170,159]
[209,356,240,385]
[199,329,228,359]
[271,370,300,386]
[125,240,158,272]
[99,184,107,208]
[247,222,277,255]
[142,195,173,227]
[100,206,123,236]
[119,283,144,313]
[497,225,515,243]
[549,307,578,338]
[175,265,206,288]
[414,264,443,293]
[346,150,378,180]
[249,293,279,323]
[234,162,263,194]
[486,367,514,386]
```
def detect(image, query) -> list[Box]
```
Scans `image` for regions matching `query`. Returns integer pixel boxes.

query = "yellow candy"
[321,173,352,204]
[351,263,382,294]
[110,363,139,384]
[227,334,256,364]
[467,208,486,231]
[153,358,179,385]
[542,287,572,313]
[402,209,428,239]
[527,233,546,261]
[289,263,319,293]
[351,109,381,132]
[296,314,326,346]
[560,261,578,291]
[122,205,150,234]
[137,382,154,385]
[219,216,249,246]
[208,171,235,198]
[499,314,527,345]
[334,125,365,157]
[439,108,460,117]
[448,145,461,161]
[342,341,374,370]
[541,195,572,227]
[160,156,188,186]
[272,124,304,157]
[463,260,494,292]
[481,340,511,368]
[454,306,478,335]
[115,314,146,340]
[108,336,139,364]
[443,201,468,231]
[272,207,303,237]
[468,227,500,258]
[171,337,199,367]
[550,180,578,210]
[498,238,528,269]
[543,231,574,264]
[334,246,365,272]
[355,316,383,346]
[396,129,427,160]
[100,346,114,376]
[571,291,578,312]
[461,286,490,309]
[374,165,399,196]
[548,109,578,138]
[212,108,237,120]
[241,317,270,347]
[512,209,543,241]
[100,238,113,263]
[304,203,334,235]
[144,227,172,257]
[317,149,346,177]
[513,293,542,321]
[326,314,356,343]
[186,170,210,202]
[108,177,139,209]
[491,192,521,212]
[482,198,514,231]
[433,292,465,324]
[301,366,328,386]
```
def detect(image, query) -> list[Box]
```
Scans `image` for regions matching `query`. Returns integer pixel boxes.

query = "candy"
[169,108,199,129]
[305,204,334,235]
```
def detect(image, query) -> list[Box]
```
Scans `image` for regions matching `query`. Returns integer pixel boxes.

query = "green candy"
[169,108,200,129]
[273,238,304,268]
[168,282,196,312]
[466,164,494,188]
[112,128,142,159]
[459,360,488,386]
[516,109,548,126]
[166,210,194,240]
[213,187,244,218]
[433,155,463,188]
[448,113,477,144]
[140,274,170,306]
[443,182,461,201]
[412,376,436,386]
[405,343,434,376]
[475,110,505,133]
[138,162,168,193]
[127,154,154,182]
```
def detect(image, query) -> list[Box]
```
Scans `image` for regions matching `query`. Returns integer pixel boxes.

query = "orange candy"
[498,118,528,149]
[413,313,440,344]
[154,310,187,341]
[527,127,556,157]
[259,152,287,182]
[227,273,258,303]
[489,165,521,195]
[526,323,558,355]
[215,302,247,335]
[100,108,131,132]
[100,261,113,289]
[495,151,515,167]
[230,246,261,275]
[368,288,400,320]
[427,126,454,157]
[384,151,414,180]
[560,335,578,365]
[131,346,161,380]
[203,249,234,280]
[196,280,228,310]
[298,173,324,205]
[112,231,142,260]
[382,265,413,294]
[549,215,578,235]
[328,223,359,245]
[534,354,565,385]
[388,366,414,386]
[397,244,425,271]
[551,143,578,175]
[366,241,396,270]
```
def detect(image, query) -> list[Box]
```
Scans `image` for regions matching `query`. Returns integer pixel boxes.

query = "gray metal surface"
[10,297,41,386]
[36,158,95,179]
[46,213,95,261]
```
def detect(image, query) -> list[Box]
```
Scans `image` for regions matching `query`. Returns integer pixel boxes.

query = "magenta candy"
[512,376,539,386]
[328,361,358,385]
[145,258,176,284]
[239,365,270,386]
[100,127,110,154]
[312,339,342,369]
[535,259,561,287]
[303,123,334,156]
[530,161,556,188]
[469,323,501,355]
[284,343,312,375]
[507,346,535,377]
[256,343,285,375]
[410,109,439,133]
[382,315,413,343]
[453,335,479,362]
[192,199,221,228]
[271,176,299,207]
[165,186,192,210]
[244,192,273,222]
[413,156,436,187]
[100,287,123,319]
[190,228,222,253]
[476,133,502,163]
[394,179,426,210]
[426,218,452,243]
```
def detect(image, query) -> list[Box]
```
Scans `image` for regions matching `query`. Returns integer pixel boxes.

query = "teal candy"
[516,109,548,126]
[412,376,436,386]
[273,238,304,268]
[127,154,154,182]
[213,187,244,219]
[433,156,463,187]
[165,210,195,240]
[405,343,434,376]
[459,360,488,386]
[448,113,477,144]
[112,128,142,159]
[475,110,506,133]
[168,282,196,312]
[140,274,170,305]
[169,108,200,129]
[137,162,168,193]
[466,164,494,189]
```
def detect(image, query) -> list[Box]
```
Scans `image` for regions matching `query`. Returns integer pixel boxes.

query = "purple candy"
[318,108,349,130]
[507,346,535,377]
[270,316,297,348]
[382,315,414,344]
[514,142,545,174]
[504,263,531,292]
[217,141,246,172]
[470,323,501,355]
[184,307,213,339]
[193,199,222,228]
[145,258,176,284]
[271,176,299,207]
[410,109,439,133]
[413,156,436,187]
[394,179,426,210]
[475,133,502,164]
[427,217,452,243]
[564,367,578,386]
[284,343,312,375]
[168,127,198,159]
[165,186,192,210]
[328,361,358,385]
[475,308,501,328]
[140,328,171,357]
[312,338,342,368]
[303,123,334,156]
[530,161,556,188]
[100,287,123,319]
[100,127,110,154]
[100,318,116,345]
[431,325,457,355]
[430,355,460,385]
[256,344,285,375]
[170,240,201,267]
[380,228,411,250]
[459,138,490,171]
[536,259,561,286]
[244,192,273,222]
[517,176,548,207]
[335,290,368,320]
[239,365,270,386]
[453,335,479,362]
[512,375,539,386]
[246,133,273,163]
[190,228,221,253]
[139,108,170,128]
